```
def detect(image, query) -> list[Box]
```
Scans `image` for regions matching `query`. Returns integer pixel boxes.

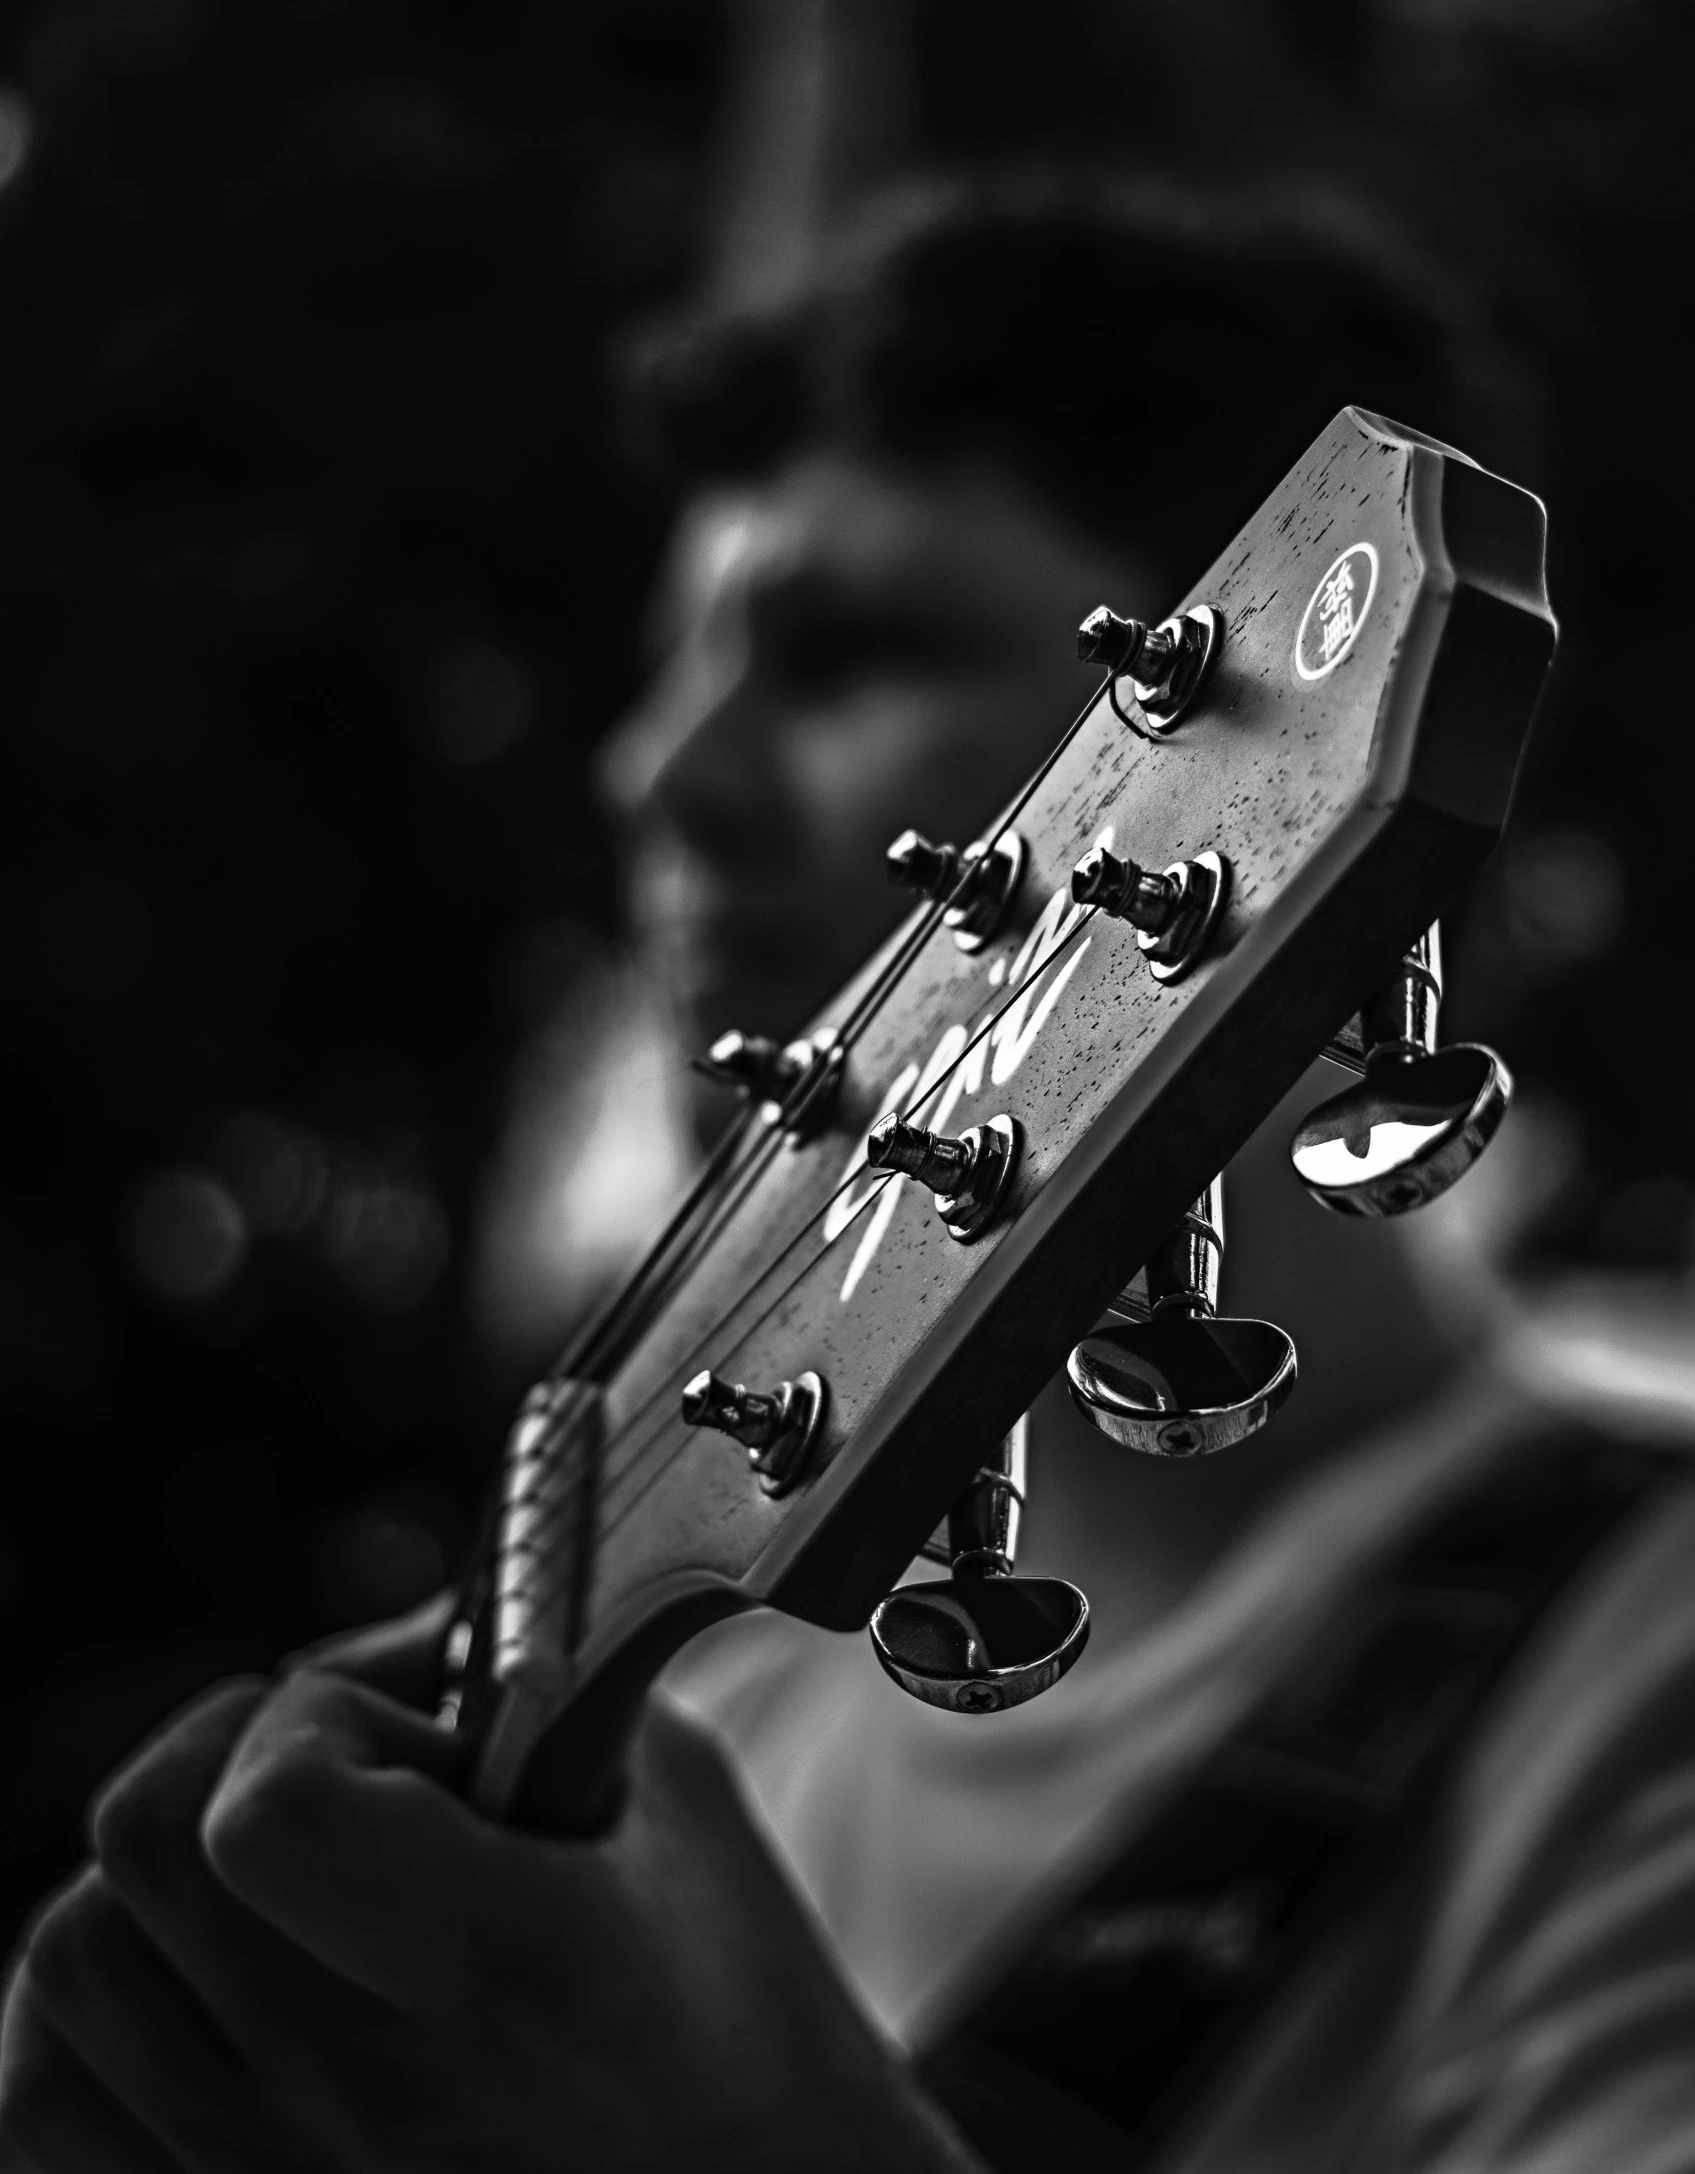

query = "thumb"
[201,1667,497,2011]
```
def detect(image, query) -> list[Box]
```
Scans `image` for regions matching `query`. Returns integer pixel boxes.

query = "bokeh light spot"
[125,1171,249,1303]
[213,1111,328,1234]
[323,1179,449,1310]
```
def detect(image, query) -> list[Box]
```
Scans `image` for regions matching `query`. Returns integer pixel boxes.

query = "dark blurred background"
[1,0,1691,1948]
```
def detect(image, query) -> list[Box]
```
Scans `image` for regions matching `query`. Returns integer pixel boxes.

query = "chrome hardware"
[866,1111,1020,1242]
[1078,604,1176,678]
[1077,601,1223,734]
[885,826,1026,953]
[680,1367,827,1496]
[694,1027,843,1141]
[1066,1178,1297,1458]
[696,1029,806,1097]
[1070,845,1229,984]
[870,1418,1091,1715]
[1291,924,1512,1217]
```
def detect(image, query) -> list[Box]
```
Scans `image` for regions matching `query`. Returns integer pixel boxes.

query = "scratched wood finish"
[511,411,1554,1812]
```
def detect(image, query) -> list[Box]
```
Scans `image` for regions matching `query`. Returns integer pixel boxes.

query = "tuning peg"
[1077,601,1224,733]
[885,826,1026,952]
[1066,1179,1297,1457]
[870,1418,1090,1714]
[681,1367,827,1496]
[866,1111,1020,1241]
[1070,844,1229,984]
[1290,924,1511,1217]
[692,1027,843,1140]
[695,1030,805,1097]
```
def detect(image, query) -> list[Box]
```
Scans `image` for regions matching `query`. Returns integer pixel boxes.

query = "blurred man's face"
[600,450,1155,1071]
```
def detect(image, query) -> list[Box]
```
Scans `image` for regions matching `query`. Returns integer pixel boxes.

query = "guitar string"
[553,1098,764,1386]
[495,1165,899,1551]
[494,910,1091,1596]
[832,669,1111,1049]
[585,802,1117,1520]
[532,905,1094,1541]
[580,1102,803,1386]
[488,672,1116,1623]
[503,911,1101,1603]
[553,902,954,1392]
[544,672,1116,1393]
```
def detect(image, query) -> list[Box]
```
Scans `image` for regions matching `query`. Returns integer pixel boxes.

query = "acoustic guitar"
[438,405,1555,1885]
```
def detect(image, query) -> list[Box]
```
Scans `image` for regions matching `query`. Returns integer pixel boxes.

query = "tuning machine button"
[1067,1179,1297,1458]
[1291,924,1511,1217]
[866,1112,1020,1242]
[870,1417,1090,1714]
[885,826,1026,952]
[1078,602,1224,734]
[681,1367,826,1496]
[1071,845,1229,984]
[693,1027,844,1141]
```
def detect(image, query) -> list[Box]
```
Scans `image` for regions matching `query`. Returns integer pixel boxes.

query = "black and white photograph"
[1,2,1692,2167]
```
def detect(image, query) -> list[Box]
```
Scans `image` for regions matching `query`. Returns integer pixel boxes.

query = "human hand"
[0,1601,979,2171]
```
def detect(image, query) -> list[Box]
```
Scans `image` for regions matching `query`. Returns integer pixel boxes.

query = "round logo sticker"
[1295,541,1378,683]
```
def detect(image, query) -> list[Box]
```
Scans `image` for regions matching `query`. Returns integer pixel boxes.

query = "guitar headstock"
[451,408,1555,1822]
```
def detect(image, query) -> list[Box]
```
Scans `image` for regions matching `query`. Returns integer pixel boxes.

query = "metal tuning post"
[1290,924,1512,1217]
[693,1026,843,1141]
[866,1111,1021,1242]
[681,1367,827,1497]
[885,826,1026,952]
[1070,843,1229,984]
[1067,1179,1298,1458]
[869,1418,1090,1714]
[1077,601,1224,735]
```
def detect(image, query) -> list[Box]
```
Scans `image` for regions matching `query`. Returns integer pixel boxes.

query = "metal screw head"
[869,1113,1020,1243]
[954,1682,1004,1714]
[866,1114,974,1194]
[1077,605,1147,673]
[1071,845,1181,934]
[682,1368,827,1495]
[681,1368,785,1453]
[681,1368,741,1433]
[698,1030,792,1093]
[1071,843,1133,914]
[885,828,960,899]
[697,1030,820,1106]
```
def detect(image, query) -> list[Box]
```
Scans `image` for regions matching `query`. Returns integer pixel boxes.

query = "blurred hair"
[624,174,1540,583]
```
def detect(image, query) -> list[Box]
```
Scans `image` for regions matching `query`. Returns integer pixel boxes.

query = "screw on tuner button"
[1071,845,1230,984]
[885,826,1026,952]
[1077,602,1223,734]
[1067,1180,1298,1459]
[1290,924,1512,1217]
[680,1368,827,1497]
[866,1112,1020,1242]
[869,1418,1089,1715]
